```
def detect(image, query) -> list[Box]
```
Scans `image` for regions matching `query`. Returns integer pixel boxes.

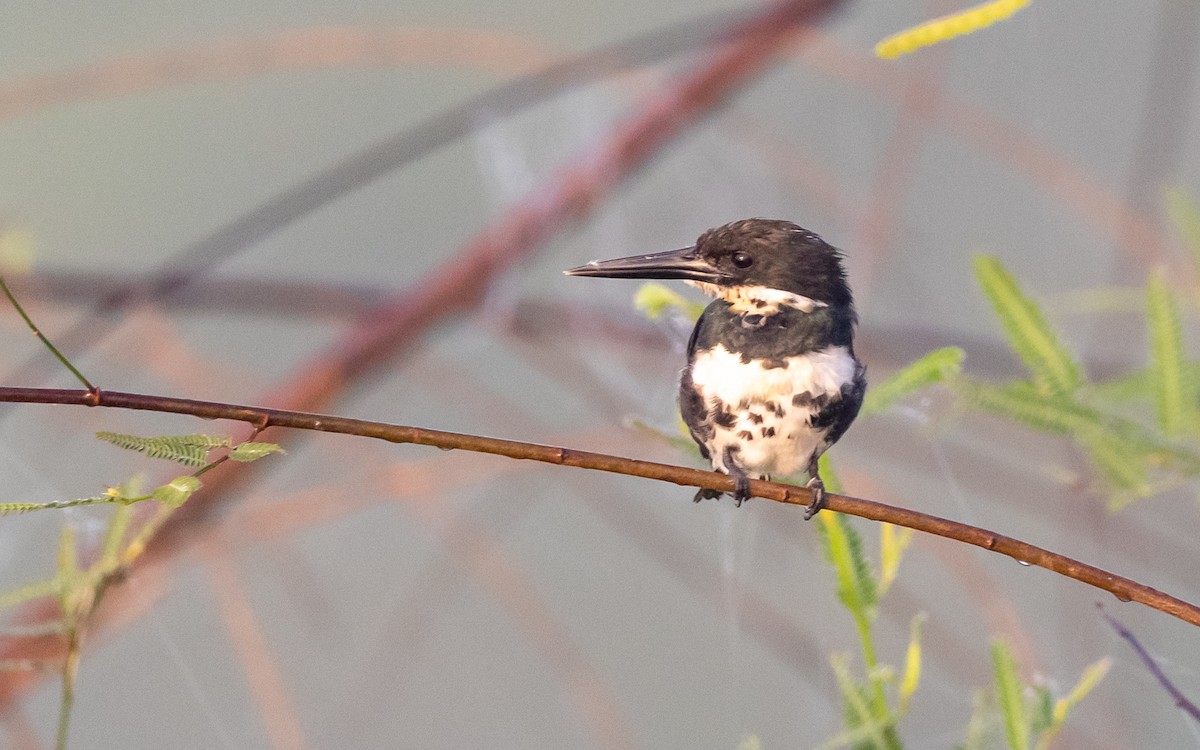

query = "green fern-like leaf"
[991,640,1029,750]
[973,256,1082,397]
[1164,186,1200,272]
[958,378,1200,504]
[817,452,844,494]
[1145,271,1193,436]
[1090,362,1200,405]
[96,432,230,467]
[0,495,121,515]
[862,347,965,417]
[1074,428,1150,505]
[1028,685,1054,734]
[1089,369,1154,403]
[830,653,890,749]
[956,379,1088,435]
[818,511,878,615]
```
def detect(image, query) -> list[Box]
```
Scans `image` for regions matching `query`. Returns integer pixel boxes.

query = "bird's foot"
[803,476,826,520]
[693,476,751,506]
[732,474,751,507]
[693,487,723,503]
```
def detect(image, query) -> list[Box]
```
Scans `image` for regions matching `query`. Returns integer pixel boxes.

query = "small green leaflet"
[96,432,283,467]
[152,476,201,508]
[230,442,285,462]
[973,256,1082,397]
[96,432,228,467]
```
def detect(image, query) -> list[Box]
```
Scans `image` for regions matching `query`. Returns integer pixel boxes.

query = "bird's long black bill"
[564,246,724,282]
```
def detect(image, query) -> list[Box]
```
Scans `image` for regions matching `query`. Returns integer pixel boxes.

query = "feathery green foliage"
[95,432,228,466]
[991,641,1028,750]
[956,379,1086,435]
[962,640,1108,750]
[1145,270,1192,436]
[830,652,899,750]
[1089,362,1200,405]
[964,247,1200,505]
[818,511,878,615]
[958,377,1197,505]
[1164,186,1200,270]
[1028,685,1054,735]
[0,496,115,515]
[1074,429,1150,506]
[815,455,916,750]
[973,256,1082,397]
[96,431,283,468]
[862,347,964,417]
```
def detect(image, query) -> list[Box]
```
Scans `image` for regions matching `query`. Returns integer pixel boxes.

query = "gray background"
[2,0,1199,747]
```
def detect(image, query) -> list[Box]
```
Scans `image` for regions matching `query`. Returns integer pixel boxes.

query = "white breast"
[688,344,858,478]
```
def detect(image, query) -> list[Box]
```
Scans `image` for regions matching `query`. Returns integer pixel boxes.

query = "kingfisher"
[565,218,866,518]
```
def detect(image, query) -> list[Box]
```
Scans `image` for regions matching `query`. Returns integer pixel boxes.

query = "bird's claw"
[693,475,751,506]
[732,475,751,507]
[803,476,826,520]
[693,487,723,503]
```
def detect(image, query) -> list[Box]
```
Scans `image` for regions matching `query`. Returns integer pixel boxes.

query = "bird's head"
[565,219,852,313]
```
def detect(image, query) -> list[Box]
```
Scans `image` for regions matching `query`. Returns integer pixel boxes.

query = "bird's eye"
[731,251,753,269]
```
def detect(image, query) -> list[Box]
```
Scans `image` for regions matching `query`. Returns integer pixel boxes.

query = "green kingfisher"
[565,218,866,518]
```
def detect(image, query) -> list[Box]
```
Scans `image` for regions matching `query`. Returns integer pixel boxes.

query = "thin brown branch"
[2,385,1197,629]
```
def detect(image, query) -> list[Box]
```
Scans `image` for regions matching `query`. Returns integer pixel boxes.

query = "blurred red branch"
[2,385,1199,631]
[277,0,844,410]
[0,0,845,722]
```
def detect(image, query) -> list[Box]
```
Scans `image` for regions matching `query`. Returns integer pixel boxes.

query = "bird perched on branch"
[566,218,865,518]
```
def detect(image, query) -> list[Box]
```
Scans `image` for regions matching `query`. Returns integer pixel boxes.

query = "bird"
[565,218,866,518]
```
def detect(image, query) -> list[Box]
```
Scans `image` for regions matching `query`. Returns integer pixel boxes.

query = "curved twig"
[2,385,1197,629]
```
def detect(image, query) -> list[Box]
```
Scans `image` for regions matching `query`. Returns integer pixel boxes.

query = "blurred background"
[1,0,1199,747]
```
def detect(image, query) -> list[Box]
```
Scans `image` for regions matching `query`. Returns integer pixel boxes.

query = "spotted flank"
[687,344,862,479]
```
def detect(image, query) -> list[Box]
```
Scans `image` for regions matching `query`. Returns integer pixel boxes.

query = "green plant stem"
[831,653,900,750]
[0,275,95,391]
[851,611,890,725]
[56,627,80,750]
[853,616,904,749]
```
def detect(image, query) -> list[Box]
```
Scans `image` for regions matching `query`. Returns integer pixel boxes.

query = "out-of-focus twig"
[1099,605,1200,723]
[1,9,752,387]
[0,0,845,716]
